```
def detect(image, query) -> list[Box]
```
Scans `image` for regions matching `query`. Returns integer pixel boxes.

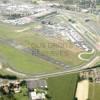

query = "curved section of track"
[78,49,95,61]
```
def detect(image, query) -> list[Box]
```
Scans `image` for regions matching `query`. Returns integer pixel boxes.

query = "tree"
[45,94,52,100]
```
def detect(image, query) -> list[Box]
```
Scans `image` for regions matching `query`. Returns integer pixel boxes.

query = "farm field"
[89,83,100,100]
[47,73,78,100]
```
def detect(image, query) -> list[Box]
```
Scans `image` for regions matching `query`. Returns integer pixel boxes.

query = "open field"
[0,22,86,74]
[39,37,84,66]
[89,83,100,100]
[0,43,60,74]
[0,23,84,65]
[18,32,84,66]
[0,23,40,39]
[81,53,94,59]
[47,73,78,100]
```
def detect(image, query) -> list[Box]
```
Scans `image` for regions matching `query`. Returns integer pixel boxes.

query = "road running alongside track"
[2,56,99,79]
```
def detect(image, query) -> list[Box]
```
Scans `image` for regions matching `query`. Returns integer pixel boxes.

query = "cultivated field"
[47,73,78,100]
[89,83,100,100]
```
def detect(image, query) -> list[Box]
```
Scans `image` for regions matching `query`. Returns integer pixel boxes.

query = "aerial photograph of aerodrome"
[0,0,99,100]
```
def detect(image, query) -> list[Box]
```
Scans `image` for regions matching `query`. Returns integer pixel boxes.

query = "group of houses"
[0,79,48,100]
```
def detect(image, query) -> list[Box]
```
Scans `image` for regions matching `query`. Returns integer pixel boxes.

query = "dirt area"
[75,80,89,100]
[0,63,2,69]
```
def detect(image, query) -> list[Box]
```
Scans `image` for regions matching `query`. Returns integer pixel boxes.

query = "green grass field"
[0,43,60,74]
[89,83,100,100]
[81,53,94,60]
[47,73,78,100]
[0,23,83,66]
[0,22,85,75]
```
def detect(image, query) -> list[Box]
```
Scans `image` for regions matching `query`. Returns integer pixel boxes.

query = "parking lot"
[0,1,92,52]
[39,13,92,52]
